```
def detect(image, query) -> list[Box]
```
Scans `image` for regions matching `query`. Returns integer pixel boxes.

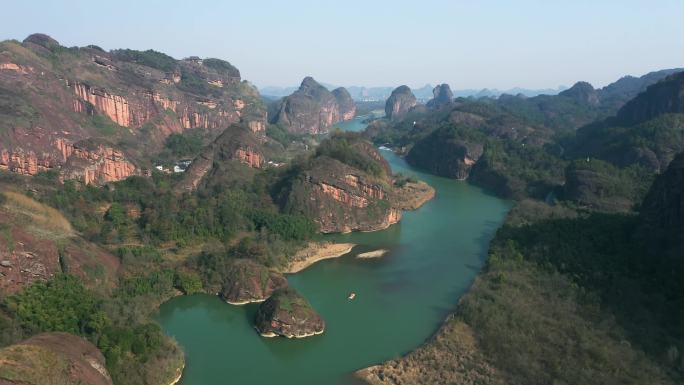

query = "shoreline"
[167,364,184,385]
[356,249,389,259]
[392,180,436,211]
[281,242,356,274]
[257,327,325,339]
[223,297,267,306]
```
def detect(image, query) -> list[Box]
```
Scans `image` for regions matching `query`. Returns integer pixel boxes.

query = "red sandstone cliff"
[0,34,268,185]
[278,134,402,233]
[270,77,356,134]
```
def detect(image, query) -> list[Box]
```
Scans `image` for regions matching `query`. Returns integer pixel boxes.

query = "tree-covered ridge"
[1,274,184,385]
[111,49,177,72]
[366,69,684,209]
[364,71,684,385]
[316,131,389,177]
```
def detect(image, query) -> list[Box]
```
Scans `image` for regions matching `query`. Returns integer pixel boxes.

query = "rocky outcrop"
[278,133,401,233]
[0,139,136,185]
[177,124,266,191]
[426,83,454,109]
[71,81,136,127]
[385,85,417,121]
[559,81,600,106]
[219,259,288,304]
[270,77,353,134]
[0,34,267,184]
[406,127,483,180]
[0,332,113,385]
[332,87,357,121]
[254,287,325,338]
[0,226,60,294]
[60,140,137,185]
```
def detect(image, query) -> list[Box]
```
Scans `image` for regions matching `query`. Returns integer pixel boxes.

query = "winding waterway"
[157,114,511,385]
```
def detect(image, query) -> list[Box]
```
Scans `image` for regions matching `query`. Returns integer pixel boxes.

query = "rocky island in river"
[254,287,326,338]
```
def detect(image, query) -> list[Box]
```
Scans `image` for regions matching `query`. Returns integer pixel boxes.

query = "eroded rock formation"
[426,83,454,109]
[278,133,405,233]
[0,33,268,184]
[333,87,357,121]
[270,77,355,134]
[385,85,417,121]
[254,287,325,338]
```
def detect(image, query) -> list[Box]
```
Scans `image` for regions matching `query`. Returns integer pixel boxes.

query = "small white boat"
[348,292,356,300]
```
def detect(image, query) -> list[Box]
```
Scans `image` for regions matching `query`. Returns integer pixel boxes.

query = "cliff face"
[385,85,417,121]
[254,287,325,338]
[332,87,357,120]
[0,332,113,385]
[426,83,454,109]
[0,34,267,185]
[177,124,266,192]
[279,134,402,233]
[271,77,355,134]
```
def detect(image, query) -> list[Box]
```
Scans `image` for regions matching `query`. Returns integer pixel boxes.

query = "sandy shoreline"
[223,297,267,306]
[357,249,389,259]
[257,328,325,339]
[281,242,356,274]
[167,365,184,385]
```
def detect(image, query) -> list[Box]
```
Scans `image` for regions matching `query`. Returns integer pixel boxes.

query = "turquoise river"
[157,114,511,385]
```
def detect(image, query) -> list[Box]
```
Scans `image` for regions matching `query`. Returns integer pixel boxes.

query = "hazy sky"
[1,0,683,89]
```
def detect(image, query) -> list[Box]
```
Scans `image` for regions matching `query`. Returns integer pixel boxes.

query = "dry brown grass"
[1,191,74,239]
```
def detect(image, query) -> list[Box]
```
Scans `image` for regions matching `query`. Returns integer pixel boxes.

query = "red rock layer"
[234,147,264,168]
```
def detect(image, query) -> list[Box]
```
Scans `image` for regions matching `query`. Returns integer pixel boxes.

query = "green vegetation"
[91,114,120,136]
[202,58,239,75]
[316,131,384,177]
[248,209,317,241]
[482,208,684,378]
[165,132,203,157]
[178,66,220,97]
[266,124,299,147]
[0,86,40,138]
[111,49,177,72]
[153,130,205,166]
[563,159,655,210]
[1,274,183,385]
[393,172,418,187]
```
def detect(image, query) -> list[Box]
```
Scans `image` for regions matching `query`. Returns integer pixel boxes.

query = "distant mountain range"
[259,83,569,101]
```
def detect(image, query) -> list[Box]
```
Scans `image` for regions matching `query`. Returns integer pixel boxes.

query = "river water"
[157,114,510,385]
